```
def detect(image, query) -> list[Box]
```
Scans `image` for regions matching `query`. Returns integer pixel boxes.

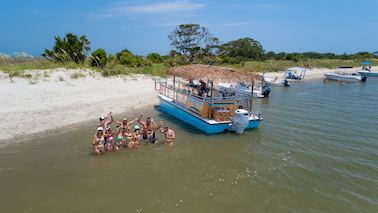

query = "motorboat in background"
[357,61,378,77]
[263,74,290,87]
[324,72,367,82]
[215,82,271,98]
[285,67,307,80]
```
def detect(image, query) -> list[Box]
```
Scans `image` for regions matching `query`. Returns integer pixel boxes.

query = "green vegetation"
[219,38,264,62]
[42,33,90,64]
[168,24,219,62]
[90,48,107,67]
[146,53,163,63]
[1,27,377,79]
[116,49,150,67]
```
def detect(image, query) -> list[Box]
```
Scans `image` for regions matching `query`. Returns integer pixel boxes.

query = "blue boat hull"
[159,98,261,134]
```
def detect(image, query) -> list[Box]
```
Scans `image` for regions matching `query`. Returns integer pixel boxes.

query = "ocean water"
[0,79,377,213]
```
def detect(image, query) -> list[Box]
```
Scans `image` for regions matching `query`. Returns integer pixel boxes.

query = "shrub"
[90,48,107,67]
[42,33,90,64]
[116,49,150,67]
[146,53,162,63]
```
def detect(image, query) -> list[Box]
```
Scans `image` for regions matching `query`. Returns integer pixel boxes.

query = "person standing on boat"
[198,80,207,97]
[138,113,158,143]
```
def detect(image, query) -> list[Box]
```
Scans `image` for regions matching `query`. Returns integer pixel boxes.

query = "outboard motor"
[361,74,367,82]
[262,84,271,98]
[283,79,290,87]
[229,109,250,134]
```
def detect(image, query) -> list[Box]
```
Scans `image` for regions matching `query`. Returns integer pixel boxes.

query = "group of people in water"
[92,112,175,155]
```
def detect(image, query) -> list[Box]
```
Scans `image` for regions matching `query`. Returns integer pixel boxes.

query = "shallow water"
[1,79,378,213]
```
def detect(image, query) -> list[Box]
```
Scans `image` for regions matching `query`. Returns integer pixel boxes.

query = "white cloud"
[0,52,11,59]
[104,1,206,17]
[14,52,33,58]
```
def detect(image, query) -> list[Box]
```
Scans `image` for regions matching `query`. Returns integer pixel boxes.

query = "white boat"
[215,82,271,98]
[263,76,290,87]
[324,72,367,82]
[285,67,307,80]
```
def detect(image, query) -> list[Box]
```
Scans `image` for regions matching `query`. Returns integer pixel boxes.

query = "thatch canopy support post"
[249,78,254,113]
[208,80,214,119]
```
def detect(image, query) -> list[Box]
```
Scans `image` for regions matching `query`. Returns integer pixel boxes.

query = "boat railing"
[156,81,251,102]
[154,78,257,119]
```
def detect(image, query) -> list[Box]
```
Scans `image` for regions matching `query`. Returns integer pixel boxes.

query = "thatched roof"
[169,64,261,83]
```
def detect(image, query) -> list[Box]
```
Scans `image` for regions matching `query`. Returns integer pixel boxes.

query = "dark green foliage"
[220,38,264,61]
[90,48,107,67]
[147,53,163,63]
[168,24,219,62]
[116,49,150,67]
[265,51,378,61]
[42,33,90,64]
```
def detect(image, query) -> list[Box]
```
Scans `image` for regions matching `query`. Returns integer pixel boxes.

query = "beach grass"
[1,58,376,78]
[0,58,170,77]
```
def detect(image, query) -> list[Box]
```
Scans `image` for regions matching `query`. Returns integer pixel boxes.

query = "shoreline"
[0,66,376,146]
[0,68,159,145]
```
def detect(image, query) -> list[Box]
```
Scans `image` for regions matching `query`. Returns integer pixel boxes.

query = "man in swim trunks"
[138,113,158,143]
[159,121,176,145]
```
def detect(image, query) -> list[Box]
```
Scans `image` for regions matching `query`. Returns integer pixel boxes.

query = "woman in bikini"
[104,127,115,151]
[127,125,142,149]
[92,127,106,155]
[114,126,125,149]
[115,117,138,134]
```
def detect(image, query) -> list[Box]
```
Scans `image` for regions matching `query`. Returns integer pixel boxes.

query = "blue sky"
[1,0,377,56]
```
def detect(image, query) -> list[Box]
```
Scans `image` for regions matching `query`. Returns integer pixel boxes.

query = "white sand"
[0,68,158,143]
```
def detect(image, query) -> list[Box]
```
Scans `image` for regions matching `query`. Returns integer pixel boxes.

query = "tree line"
[42,24,378,68]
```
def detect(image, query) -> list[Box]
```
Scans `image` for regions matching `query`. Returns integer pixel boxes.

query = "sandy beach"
[1,66,376,143]
[0,68,158,143]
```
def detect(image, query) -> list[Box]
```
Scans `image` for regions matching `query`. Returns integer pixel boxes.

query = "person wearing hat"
[92,127,106,155]
[159,121,175,145]
[127,125,142,149]
[97,112,114,130]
